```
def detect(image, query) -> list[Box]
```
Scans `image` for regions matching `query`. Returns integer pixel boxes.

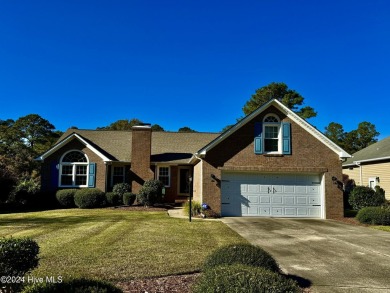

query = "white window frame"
[157,166,171,187]
[263,114,282,154]
[59,150,89,188]
[111,166,125,187]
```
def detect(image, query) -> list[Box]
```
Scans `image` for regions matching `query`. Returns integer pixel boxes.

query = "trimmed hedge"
[56,189,78,208]
[349,185,385,210]
[21,278,122,293]
[106,192,123,206]
[203,243,279,273]
[113,183,131,197]
[356,206,390,225]
[74,188,106,209]
[123,192,136,206]
[192,264,299,293]
[0,237,40,292]
[137,180,164,206]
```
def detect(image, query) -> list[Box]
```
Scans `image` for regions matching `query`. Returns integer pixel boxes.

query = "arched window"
[60,151,89,187]
[263,115,280,153]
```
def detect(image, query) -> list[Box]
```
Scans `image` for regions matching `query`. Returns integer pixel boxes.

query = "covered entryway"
[221,172,324,218]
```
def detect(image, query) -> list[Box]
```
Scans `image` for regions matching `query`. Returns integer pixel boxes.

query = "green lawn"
[372,226,390,232]
[0,209,246,282]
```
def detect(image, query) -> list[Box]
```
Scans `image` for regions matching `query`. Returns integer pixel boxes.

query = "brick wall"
[41,139,106,192]
[201,105,344,219]
[130,126,154,193]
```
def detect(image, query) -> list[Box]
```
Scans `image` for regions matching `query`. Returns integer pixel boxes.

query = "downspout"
[355,161,362,185]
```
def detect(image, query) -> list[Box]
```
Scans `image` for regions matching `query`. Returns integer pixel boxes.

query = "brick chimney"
[131,124,154,193]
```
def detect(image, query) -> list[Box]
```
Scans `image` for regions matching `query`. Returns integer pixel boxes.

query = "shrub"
[356,206,390,225]
[137,180,164,206]
[123,192,136,206]
[203,243,279,272]
[21,278,122,293]
[113,183,131,197]
[74,188,106,209]
[183,200,202,216]
[0,237,39,292]
[202,209,221,218]
[10,177,41,206]
[192,264,299,293]
[349,185,386,210]
[106,192,122,206]
[56,189,77,208]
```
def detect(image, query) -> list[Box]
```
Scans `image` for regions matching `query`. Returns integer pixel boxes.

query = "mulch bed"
[109,205,172,212]
[116,273,200,293]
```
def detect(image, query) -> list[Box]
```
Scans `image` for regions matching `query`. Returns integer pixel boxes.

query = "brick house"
[37,99,350,219]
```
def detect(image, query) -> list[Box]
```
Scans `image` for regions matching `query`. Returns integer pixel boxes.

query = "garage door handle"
[312,205,320,206]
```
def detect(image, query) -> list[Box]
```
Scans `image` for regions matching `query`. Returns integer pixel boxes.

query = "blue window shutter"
[254,122,263,154]
[282,122,291,155]
[51,161,59,187]
[88,163,96,187]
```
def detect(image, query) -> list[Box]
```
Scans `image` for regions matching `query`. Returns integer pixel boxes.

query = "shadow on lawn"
[285,274,312,289]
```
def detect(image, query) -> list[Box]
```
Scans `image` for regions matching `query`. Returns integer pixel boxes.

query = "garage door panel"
[248,195,259,204]
[295,186,307,193]
[296,196,308,205]
[248,206,259,215]
[248,184,259,193]
[260,185,270,193]
[283,186,294,193]
[221,172,323,218]
[309,197,320,205]
[284,197,295,205]
[297,208,309,216]
[260,207,270,216]
[309,186,320,194]
[284,208,297,216]
[272,196,283,204]
[260,196,271,203]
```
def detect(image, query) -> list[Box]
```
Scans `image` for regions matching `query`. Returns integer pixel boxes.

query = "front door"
[178,167,191,195]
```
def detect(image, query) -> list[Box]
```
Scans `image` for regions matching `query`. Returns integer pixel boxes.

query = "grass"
[372,226,390,232]
[0,209,246,282]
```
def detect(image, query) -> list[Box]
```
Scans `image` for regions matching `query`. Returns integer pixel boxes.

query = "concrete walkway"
[222,218,390,293]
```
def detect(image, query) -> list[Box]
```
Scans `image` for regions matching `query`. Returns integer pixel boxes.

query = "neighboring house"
[343,136,390,199]
[37,99,350,219]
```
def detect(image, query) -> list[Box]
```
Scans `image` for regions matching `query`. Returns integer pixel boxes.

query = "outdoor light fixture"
[332,176,338,184]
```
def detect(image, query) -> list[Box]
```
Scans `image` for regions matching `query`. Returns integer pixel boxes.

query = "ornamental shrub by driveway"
[349,185,385,210]
[356,206,390,225]
[203,243,279,272]
[192,264,299,293]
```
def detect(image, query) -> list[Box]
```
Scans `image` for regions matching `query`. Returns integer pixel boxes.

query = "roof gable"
[35,132,113,162]
[195,99,351,159]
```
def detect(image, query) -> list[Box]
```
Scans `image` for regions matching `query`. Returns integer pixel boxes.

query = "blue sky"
[1,0,389,138]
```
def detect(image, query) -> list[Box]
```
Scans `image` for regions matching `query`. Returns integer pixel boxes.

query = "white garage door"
[221,172,323,218]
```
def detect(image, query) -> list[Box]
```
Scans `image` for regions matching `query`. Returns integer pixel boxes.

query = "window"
[263,115,280,153]
[112,166,125,186]
[254,115,291,155]
[158,166,170,187]
[60,151,89,187]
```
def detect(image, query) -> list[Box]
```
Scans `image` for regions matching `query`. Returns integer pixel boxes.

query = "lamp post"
[188,176,193,222]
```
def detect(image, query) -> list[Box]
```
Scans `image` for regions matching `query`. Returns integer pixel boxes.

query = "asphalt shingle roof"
[343,136,390,165]
[58,129,220,164]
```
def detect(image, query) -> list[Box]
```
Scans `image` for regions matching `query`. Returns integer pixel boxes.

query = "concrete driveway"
[222,218,390,293]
